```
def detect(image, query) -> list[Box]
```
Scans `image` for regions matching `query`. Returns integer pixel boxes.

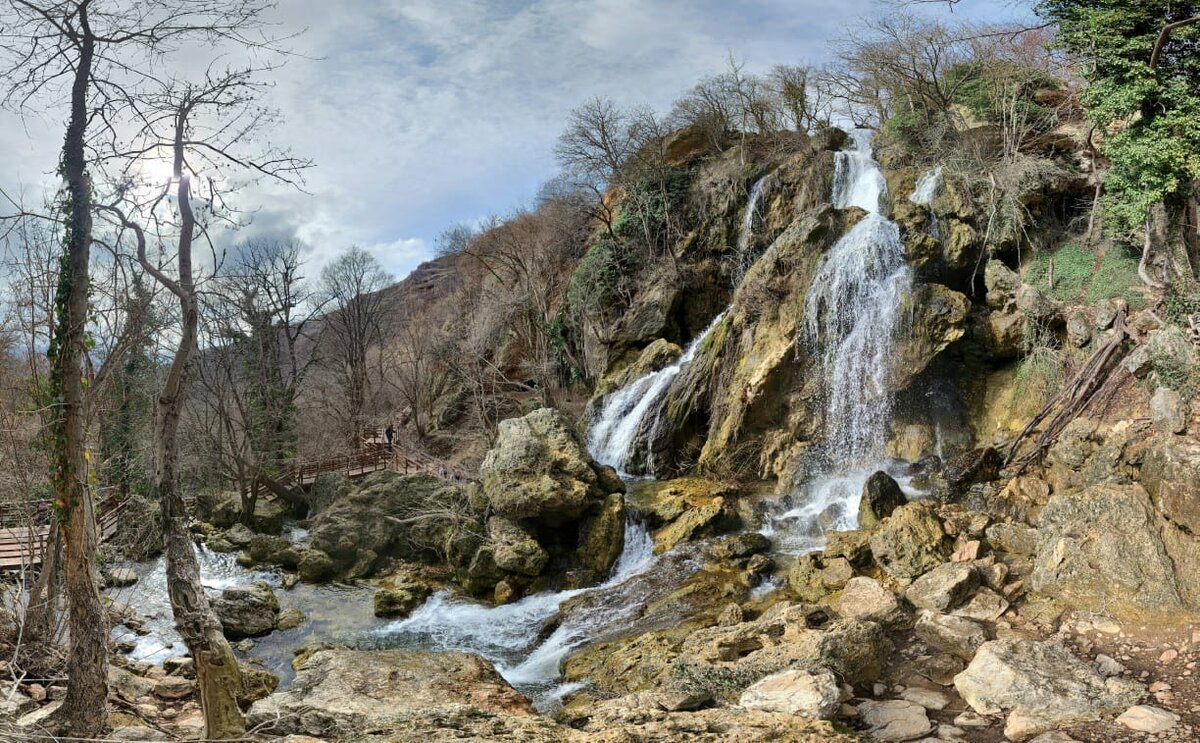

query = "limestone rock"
[211,581,280,638]
[481,407,620,522]
[857,699,933,741]
[904,562,979,613]
[487,517,549,576]
[858,471,907,530]
[915,612,987,660]
[1142,434,1200,534]
[1033,482,1200,619]
[104,567,139,588]
[869,503,949,580]
[836,577,905,627]
[1150,386,1188,433]
[1115,704,1179,733]
[577,492,627,575]
[892,284,971,392]
[954,639,1143,725]
[247,649,534,738]
[152,675,193,701]
[373,581,432,618]
[738,668,841,719]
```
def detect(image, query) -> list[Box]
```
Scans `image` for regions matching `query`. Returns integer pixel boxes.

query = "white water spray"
[774,129,914,552]
[587,312,725,476]
[910,166,943,239]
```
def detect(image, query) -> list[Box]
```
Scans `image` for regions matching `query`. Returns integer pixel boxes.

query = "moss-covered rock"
[373,582,433,618]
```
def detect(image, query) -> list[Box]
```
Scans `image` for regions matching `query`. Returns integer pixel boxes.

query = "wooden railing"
[286,428,474,487]
[0,494,129,571]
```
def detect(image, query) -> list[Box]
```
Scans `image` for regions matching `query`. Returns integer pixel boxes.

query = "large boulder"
[892,284,971,391]
[481,407,623,523]
[1140,434,1200,534]
[1032,482,1200,619]
[211,581,280,639]
[737,668,841,720]
[869,502,950,580]
[247,649,535,739]
[954,639,1143,728]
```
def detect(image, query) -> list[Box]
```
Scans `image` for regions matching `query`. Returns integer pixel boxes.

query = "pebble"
[1160,648,1179,663]
[1149,681,1172,693]
[954,711,992,727]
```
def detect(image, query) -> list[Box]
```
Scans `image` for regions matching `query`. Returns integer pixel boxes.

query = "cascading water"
[587,311,725,476]
[370,517,672,711]
[909,166,943,239]
[771,129,914,552]
[587,177,768,475]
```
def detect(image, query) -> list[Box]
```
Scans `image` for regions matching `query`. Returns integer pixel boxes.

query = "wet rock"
[297,549,337,583]
[945,447,1002,492]
[711,532,771,560]
[203,493,286,535]
[869,503,949,580]
[915,612,987,660]
[373,582,432,619]
[858,471,907,530]
[104,567,139,587]
[577,492,627,575]
[596,338,682,397]
[247,649,534,738]
[836,577,905,628]
[823,530,872,567]
[1151,386,1189,433]
[276,607,306,630]
[1115,704,1179,733]
[738,668,841,719]
[238,664,280,706]
[892,284,971,391]
[857,699,933,741]
[904,562,979,613]
[954,639,1143,726]
[211,581,280,638]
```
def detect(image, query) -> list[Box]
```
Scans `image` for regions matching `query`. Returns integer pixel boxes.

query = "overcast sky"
[0,0,1031,283]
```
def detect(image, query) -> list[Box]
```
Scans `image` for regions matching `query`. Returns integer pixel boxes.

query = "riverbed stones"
[953,639,1143,726]
[858,471,907,530]
[152,676,193,701]
[104,567,139,588]
[737,668,841,719]
[211,581,280,638]
[869,503,950,580]
[247,649,534,738]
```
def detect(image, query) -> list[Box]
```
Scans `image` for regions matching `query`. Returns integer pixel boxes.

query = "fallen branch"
[1005,309,1132,472]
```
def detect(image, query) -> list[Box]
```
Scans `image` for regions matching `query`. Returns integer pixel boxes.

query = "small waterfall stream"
[587,177,767,475]
[771,129,915,552]
[910,166,943,238]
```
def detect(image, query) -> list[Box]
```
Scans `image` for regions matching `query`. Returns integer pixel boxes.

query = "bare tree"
[555,96,638,235]
[317,247,393,447]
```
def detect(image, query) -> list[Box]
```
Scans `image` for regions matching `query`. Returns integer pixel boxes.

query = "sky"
[0,0,1033,284]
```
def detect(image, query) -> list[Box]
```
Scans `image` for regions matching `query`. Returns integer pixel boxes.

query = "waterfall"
[733,177,768,285]
[773,129,914,552]
[909,166,943,239]
[587,174,769,476]
[587,311,725,476]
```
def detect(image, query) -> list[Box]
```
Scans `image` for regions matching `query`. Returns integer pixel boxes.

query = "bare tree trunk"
[49,13,109,734]
[1140,202,1170,289]
[23,527,61,642]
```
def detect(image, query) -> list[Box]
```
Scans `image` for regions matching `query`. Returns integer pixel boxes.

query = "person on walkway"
[385,423,395,451]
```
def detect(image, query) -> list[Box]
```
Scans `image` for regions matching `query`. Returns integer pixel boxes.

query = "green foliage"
[1023,241,1146,307]
[1038,0,1200,235]
[1151,346,1200,397]
[1164,286,1200,324]
[1024,242,1096,301]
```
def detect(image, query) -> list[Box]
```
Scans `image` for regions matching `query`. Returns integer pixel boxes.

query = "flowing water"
[587,311,725,476]
[770,129,915,553]
[910,166,943,239]
[588,177,769,475]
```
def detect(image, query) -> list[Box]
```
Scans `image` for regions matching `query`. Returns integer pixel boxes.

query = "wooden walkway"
[288,428,472,487]
[0,496,128,571]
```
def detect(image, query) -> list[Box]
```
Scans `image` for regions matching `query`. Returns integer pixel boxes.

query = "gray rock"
[869,503,949,581]
[211,581,280,638]
[915,612,987,660]
[837,577,906,627]
[858,699,933,741]
[104,567,139,587]
[985,522,1039,555]
[952,587,1009,622]
[738,668,841,719]
[1115,704,1179,733]
[1150,386,1188,434]
[904,562,978,613]
[954,639,1143,725]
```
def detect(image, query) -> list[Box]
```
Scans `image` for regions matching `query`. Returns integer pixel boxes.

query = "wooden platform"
[289,428,472,487]
[0,499,127,571]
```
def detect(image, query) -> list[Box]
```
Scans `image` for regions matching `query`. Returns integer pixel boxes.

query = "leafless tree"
[317,246,393,447]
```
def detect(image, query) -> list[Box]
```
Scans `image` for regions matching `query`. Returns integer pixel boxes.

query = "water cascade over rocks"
[772,130,915,552]
[587,178,768,476]
[588,311,725,476]
[910,166,944,238]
